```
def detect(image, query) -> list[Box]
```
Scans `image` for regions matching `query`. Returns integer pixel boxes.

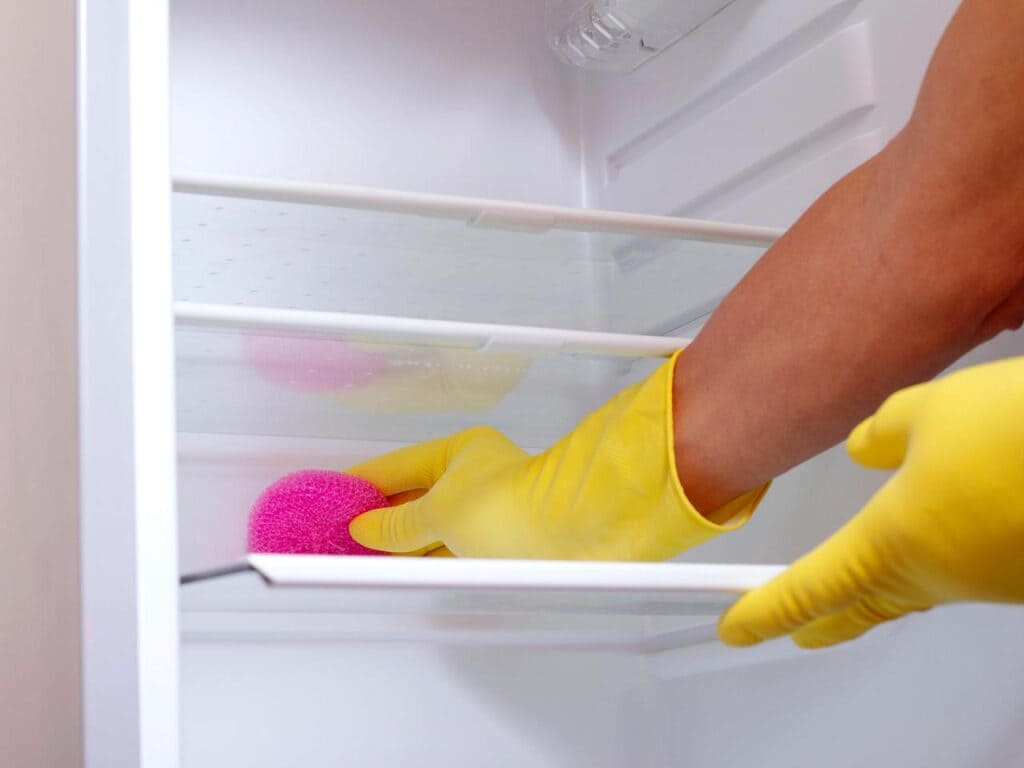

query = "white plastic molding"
[173,173,781,244]
[179,555,787,651]
[173,174,779,336]
[247,554,782,594]
[175,302,690,359]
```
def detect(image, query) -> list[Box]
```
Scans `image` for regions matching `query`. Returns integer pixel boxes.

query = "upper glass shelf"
[173,175,779,336]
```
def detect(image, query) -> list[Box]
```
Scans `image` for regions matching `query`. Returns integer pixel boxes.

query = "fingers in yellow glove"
[845,383,928,469]
[349,427,526,554]
[425,545,455,558]
[720,356,1024,650]
[348,459,453,557]
[349,434,462,496]
[790,594,916,649]
[717,491,924,648]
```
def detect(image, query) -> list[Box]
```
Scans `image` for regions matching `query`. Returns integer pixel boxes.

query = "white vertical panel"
[128,1,179,765]
[79,0,178,765]
[79,0,139,761]
[709,130,884,226]
[0,2,82,766]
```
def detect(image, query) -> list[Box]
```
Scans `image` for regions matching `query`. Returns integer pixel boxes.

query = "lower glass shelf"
[180,555,783,650]
[179,555,892,676]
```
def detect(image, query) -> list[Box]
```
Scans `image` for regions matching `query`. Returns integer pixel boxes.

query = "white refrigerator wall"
[183,645,660,767]
[171,1,1024,766]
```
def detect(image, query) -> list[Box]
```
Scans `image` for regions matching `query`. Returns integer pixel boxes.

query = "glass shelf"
[172,177,779,442]
[179,555,784,652]
[174,305,673,444]
[172,179,790,668]
[173,175,778,336]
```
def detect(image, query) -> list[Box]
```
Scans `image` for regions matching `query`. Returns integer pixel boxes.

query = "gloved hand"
[348,352,767,560]
[719,356,1024,649]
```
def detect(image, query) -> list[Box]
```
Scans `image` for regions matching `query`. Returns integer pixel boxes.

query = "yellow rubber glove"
[719,355,1024,650]
[348,352,767,560]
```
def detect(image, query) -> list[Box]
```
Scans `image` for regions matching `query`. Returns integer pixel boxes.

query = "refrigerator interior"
[170,1,1024,766]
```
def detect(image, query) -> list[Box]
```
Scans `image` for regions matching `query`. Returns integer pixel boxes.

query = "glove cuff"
[663,350,770,540]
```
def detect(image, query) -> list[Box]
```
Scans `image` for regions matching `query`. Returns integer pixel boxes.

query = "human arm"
[675,0,1024,516]
[348,0,1024,562]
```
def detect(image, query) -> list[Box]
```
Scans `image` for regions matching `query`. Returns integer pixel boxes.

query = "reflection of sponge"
[332,348,530,413]
[243,334,386,392]
[248,470,388,556]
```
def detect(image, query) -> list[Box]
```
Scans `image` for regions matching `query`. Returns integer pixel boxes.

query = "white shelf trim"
[179,557,788,652]
[173,173,783,245]
[175,302,692,359]
[245,554,785,592]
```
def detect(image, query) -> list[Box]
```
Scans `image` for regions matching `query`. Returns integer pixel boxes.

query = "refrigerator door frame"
[78,0,179,765]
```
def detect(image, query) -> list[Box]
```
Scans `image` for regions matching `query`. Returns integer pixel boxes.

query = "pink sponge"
[248,470,389,556]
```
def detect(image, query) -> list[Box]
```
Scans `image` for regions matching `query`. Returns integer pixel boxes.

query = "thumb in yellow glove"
[719,355,1024,649]
[348,352,767,560]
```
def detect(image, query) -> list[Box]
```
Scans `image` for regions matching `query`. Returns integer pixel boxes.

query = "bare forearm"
[674,0,1024,516]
